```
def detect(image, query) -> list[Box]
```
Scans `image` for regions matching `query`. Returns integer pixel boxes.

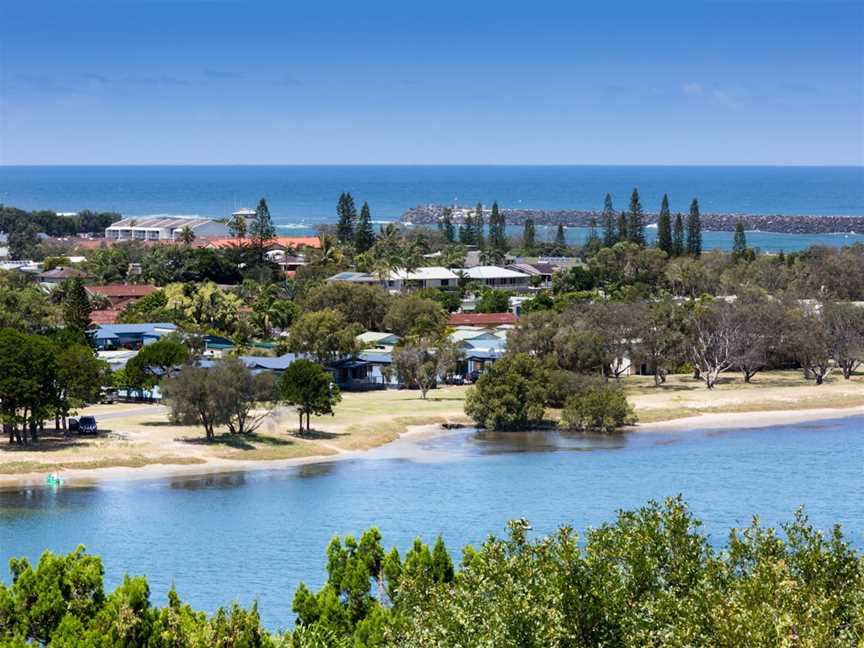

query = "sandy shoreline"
[635,404,864,431]
[0,423,454,490]
[2,404,863,491]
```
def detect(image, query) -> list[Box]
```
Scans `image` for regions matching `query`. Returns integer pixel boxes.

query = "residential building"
[94,323,178,350]
[507,262,556,288]
[86,284,159,309]
[458,266,531,290]
[448,312,518,327]
[38,266,89,285]
[327,266,459,291]
[357,331,401,349]
[105,216,229,242]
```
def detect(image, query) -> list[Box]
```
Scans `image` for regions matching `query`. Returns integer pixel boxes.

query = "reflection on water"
[169,472,248,491]
[294,461,341,480]
[470,429,629,454]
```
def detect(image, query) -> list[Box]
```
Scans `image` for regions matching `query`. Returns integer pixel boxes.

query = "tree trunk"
[692,365,701,380]
[298,411,304,434]
[704,367,720,390]
[815,373,823,385]
[306,411,310,432]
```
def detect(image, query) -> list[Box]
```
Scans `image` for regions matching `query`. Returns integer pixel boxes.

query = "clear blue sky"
[1,1,862,165]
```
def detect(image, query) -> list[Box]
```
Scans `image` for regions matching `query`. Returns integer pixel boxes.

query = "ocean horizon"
[2,164,863,251]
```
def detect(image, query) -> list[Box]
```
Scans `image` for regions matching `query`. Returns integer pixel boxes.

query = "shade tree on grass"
[390,337,461,399]
[161,357,278,441]
[279,359,342,433]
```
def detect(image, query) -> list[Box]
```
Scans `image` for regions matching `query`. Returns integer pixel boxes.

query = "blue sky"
[1,1,862,165]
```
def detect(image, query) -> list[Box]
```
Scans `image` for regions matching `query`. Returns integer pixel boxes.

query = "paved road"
[91,405,167,421]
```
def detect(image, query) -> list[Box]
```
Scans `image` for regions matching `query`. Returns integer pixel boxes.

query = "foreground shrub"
[2,498,862,646]
[560,380,636,433]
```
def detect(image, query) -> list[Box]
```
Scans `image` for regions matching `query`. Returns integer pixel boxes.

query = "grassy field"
[2,373,862,479]
[0,387,472,477]
[623,370,864,423]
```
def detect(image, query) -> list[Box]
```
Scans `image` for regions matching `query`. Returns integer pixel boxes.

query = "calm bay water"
[2,165,864,251]
[1,418,863,630]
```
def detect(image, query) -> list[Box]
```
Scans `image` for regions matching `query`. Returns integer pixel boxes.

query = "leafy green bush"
[464,354,549,430]
[561,380,636,433]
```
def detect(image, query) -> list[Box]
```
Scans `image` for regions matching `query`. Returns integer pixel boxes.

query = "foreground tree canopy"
[1,498,861,647]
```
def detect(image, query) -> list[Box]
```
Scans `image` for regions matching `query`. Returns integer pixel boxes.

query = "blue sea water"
[2,418,863,630]
[1,165,863,251]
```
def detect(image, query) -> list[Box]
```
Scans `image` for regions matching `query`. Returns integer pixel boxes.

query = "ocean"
[1,165,863,251]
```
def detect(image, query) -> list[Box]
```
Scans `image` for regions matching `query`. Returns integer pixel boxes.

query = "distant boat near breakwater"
[401,204,864,235]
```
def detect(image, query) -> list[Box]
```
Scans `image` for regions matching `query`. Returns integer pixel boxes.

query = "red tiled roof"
[449,312,518,327]
[86,284,158,298]
[204,236,321,250]
[91,309,121,325]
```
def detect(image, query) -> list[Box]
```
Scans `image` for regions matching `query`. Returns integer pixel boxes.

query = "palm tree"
[309,234,342,268]
[178,226,196,246]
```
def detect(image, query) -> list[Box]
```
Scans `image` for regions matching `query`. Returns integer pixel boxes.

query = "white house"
[458,266,531,290]
[105,216,229,242]
[327,266,459,291]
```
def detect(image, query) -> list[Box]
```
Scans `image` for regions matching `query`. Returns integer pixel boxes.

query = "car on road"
[77,416,98,435]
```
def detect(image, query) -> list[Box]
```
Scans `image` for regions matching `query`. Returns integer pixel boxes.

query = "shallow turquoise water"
[1,418,863,630]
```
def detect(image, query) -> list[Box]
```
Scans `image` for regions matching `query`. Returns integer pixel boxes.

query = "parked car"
[467,370,481,383]
[68,418,79,433]
[77,416,98,435]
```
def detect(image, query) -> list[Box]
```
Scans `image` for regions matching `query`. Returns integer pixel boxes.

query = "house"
[507,262,556,288]
[93,323,178,350]
[357,349,399,387]
[327,357,385,391]
[458,266,531,291]
[97,349,139,372]
[198,353,298,375]
[357,331,401,349]
[38,266,89,285]
[105,216,229,242]
[327,266,459,292]
[448,312,518,327]
[86,284,159,309]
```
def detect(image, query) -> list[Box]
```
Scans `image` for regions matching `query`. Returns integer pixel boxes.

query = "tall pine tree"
[354,202,376,253]
[336,193,357,244]
[554,223,566,247]
[672,213,685,257]
[601,193,617,247]
[62,277,94,340]
[473,202,485,249]
[585,217,601,254]
[522,218,536,253]
[686,198,702,257]
[439,208,455,243]
[488,201,508,252]
[731,221,747,262]
[656,194,673,256]
[626,188,645,246]
[250,197,277,263]
[617,211,628,245]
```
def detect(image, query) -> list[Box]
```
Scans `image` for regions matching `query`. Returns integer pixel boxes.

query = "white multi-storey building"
[105,216,229,242]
